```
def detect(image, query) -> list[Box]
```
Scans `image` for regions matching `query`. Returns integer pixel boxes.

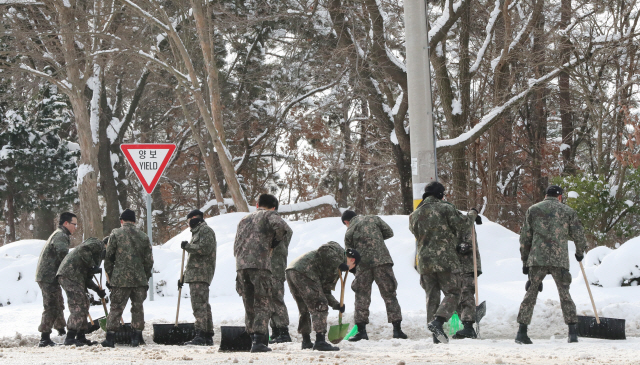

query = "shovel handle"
[579,261,600,324]
[337,269,348,325]
[88,313,94,325]
[97,273,124,324]
[472,226,479,306]
[176,249,186,326]
[94,276,110,317]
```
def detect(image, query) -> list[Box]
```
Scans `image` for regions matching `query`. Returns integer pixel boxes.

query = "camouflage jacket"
[270,228,293,282]
[234,208,291,272]
[105,222,154,287]
[456,226,482,274]
[183,221,217,284]
[286,241,346,308]
[344,215,394,271]
[520,197,588,270]
[35,227,71,284]
[56,237,102,292]
[409,196,477,274]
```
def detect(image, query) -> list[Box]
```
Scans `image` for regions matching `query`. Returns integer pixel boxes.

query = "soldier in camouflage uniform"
[101,209,154,348]
[286,242,359,351]
[453,224,482,339]
[178,209,217,346]
[35,212,77,347]
[269,226,293,343]
[342,211,406,341]
[516,185,587,345]
[409,182,478,344]
[57,237,106,346]
[234,194,291,353]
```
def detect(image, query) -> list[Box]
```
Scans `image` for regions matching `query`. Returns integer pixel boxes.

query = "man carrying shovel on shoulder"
[286,242,359,351]
[178,209,217,346]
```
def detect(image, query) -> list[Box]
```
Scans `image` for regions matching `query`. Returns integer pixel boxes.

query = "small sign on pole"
[121,143,177,301]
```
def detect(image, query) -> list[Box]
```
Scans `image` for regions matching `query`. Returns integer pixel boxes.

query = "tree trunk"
[530,11,548,202]
[98,79,121,237]
[34,208,55,240]
[559,0,575,175]
[4,192,15,243]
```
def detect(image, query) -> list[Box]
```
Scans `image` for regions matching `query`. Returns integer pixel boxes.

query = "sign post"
[121,143,177,301]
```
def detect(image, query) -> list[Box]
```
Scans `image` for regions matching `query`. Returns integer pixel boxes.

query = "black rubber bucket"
[152,323,197,345]
[219,326,252,352]
[87,316,105,334]
[577,315,626,340]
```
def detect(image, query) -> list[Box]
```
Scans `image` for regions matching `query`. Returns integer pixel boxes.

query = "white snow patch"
[567,191,579,199]
[76,163,94,187]
[560,143,571,151]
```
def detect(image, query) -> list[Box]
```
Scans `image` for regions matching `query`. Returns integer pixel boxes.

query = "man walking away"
[269,226,293,343]
[57,237,106,346]
[287,242,359,351]
[342,211,406,341]
[409,182,478,344]
[35,212,77,347]
[179,209,217,346]
[101,209,154,348]
[516,185,587,344]
[234,194,291,353]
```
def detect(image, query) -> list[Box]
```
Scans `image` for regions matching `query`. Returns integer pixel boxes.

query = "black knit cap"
[341,210,357,225]
[120,209,136,222]
[424,181,445,199]
[546,185,563,197]
[187,209,204,220]
[346,248,361,266]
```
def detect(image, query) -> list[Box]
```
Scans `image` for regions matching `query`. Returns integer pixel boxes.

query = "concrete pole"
[405,0,438,210]
[147,193,154,301]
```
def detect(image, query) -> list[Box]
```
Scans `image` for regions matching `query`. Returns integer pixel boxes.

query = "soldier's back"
[109,223,153,287]
[234,209,279,272]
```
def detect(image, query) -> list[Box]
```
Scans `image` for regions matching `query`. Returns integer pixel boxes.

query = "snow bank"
[0,240,46,306]
[585,239,640,287]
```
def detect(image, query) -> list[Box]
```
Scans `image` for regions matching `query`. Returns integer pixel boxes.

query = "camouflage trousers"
[106,286,147,331]
[351,264,402,324]
[420,271,460,322]
[37,281,67,333]
[58,276,90,331]
[517,266,577,325]
[457,273,477,322]
[189,282,213,333]
[270,277,290,329]
[236,269,272,335]
[286,270,328,335]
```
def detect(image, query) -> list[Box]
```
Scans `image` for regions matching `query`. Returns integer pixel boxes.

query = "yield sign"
[120,143,176,194]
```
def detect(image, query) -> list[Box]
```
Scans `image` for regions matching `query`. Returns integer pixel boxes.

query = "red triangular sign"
[121,143,176,194]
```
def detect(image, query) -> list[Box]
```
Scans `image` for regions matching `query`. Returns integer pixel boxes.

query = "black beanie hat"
[187,209,204,220]
[341,210,357,225]
[120,209,136,222]
[346,248,361,266]
[424,181,446,199]
[546,185,563,197]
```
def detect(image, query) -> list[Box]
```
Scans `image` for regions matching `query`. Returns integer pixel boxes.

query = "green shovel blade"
[328,322,350,344]
[99,317,107,332]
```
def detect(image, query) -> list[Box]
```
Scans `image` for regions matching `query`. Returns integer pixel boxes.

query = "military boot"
[76,331,97,346]
[101,331,116,348]
[250,334,272,353]
[427,316,449,344]
[184,330,207,346]
[515,323,533,345]
[38,332,58,347]
[348,323,368,342]
[205,331,214,346]
[272,327,292,343]
[568,324,578,343]
[130,330,143,347]
[432,333,441,344]
[268,328,280,344]
[453,321,477,339]
[56,328,66,337]
[312,333,339,351]
[301,334,314,350]
[64,330,86,346]
[392,320,407,339]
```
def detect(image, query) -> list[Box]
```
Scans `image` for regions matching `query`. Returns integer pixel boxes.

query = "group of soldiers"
[34,182,588,351]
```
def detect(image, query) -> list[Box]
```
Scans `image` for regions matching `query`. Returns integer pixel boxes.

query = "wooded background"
[1,0,639,248]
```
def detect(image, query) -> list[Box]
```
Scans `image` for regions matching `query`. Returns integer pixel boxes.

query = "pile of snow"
[584,239,640,287]
[1,213,640,343]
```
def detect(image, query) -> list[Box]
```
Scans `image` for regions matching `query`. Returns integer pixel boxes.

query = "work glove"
[106,282,112,290]
[525,280,543,292]
[338,263,349,272]
[181,241,188,250]
[178,280,183,289]
[339,304,345,313]
[456,242,472,255]
[522,265,529,275]
[332,303,346,313]
[96,288,106,299]
[575,253,584,262]
[475,215,483,225]
[89,266,102,275]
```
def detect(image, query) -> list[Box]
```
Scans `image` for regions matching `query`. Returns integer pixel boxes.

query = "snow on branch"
[118,0,170,32]
[470,0,501,74]
[278,195,338,215]
[18,64,72,93]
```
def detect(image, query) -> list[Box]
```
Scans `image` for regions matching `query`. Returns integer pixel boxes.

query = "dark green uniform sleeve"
[520,209,533,264]
[569,210,588,257]
[446,205,476,236]
[143,236,154,280]
[86,278,100,292]
[268,213,290,248]
[376,216,394,240]
[104,234,116,280]
[323,281,340,309]
[52,235,70,266]
[185,228,215,256]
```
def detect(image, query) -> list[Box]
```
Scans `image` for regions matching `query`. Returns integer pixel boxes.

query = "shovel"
[219,326,253,352]
[328,269,350,344]
[153,249,196,345]
[471,226,487,335]
[87,313,102,334]
[576,261,626,340]
[95,274,133,344]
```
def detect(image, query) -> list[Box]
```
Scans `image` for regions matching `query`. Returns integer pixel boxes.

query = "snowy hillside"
[1,213,639,342]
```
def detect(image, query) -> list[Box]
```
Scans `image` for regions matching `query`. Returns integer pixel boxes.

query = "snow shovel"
[576,261,626,340]
[95,275,132,345]
[328,269,350,344]
[219,326,252,352]
[87,313,102,334]
[153,249,196,345]
[471,227,486,334]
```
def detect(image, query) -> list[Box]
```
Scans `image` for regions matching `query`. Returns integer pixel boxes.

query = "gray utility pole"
[147,193,154,301]
[404,0,438,210]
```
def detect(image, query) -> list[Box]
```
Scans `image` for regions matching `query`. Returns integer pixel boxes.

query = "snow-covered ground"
[1,213,639,363]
